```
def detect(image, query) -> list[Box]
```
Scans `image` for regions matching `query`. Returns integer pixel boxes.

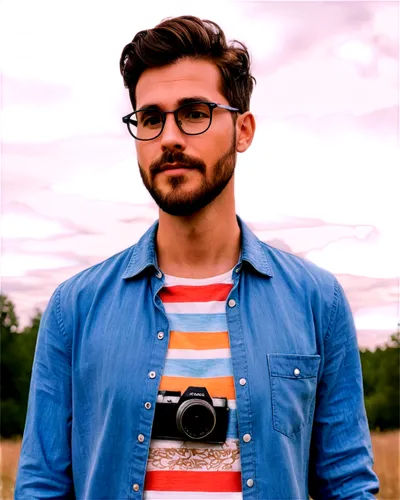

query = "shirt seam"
[323,278,340,348]
[55,283,72,355]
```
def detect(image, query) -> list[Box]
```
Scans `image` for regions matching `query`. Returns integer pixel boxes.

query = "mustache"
[149,150,206,176]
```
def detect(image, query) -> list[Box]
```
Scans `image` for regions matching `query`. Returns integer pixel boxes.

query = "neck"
[156,189,241,279]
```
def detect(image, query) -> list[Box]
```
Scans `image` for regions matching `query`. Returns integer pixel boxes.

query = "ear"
[235,111,256,153]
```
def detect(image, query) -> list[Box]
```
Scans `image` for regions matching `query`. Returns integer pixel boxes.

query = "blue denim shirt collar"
[122,215,273,279]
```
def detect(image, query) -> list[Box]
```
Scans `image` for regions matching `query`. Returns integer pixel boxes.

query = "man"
[15,15,379,500]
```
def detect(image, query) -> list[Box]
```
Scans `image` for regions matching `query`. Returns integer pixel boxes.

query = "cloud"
[1,0,397,347]
[119,214,160,226]
[336,274,399,313]
[372,33,399,60]
[238,0,376,75]
[281,106,398,143]
[1,74,72,107]
[2,202,97,241]
[357,329,396,350]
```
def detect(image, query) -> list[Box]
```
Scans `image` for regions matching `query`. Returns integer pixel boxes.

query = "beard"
[138,133,237,216]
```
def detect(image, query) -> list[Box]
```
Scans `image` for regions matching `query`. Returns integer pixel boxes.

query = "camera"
[151,386,229,444]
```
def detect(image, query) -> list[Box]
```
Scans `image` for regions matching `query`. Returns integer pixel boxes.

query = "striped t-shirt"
[144,267,243,500]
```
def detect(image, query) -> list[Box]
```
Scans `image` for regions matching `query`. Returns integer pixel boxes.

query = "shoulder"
[260,241,338,290]
[259,241,344,328]
[63,245,134,291]
[259,242,353,348]
[49,245,136,320]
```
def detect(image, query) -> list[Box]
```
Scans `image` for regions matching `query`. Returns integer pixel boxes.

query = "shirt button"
[235,266,241,273]
[132,484,139,491]
[157,331,164,340]
[247,478,254,488]
[155,270,163,279]
[144,402,152,410]
[243,433,251,443]
[239,378,247,386]
[228,299,236,308]
[149,371,156,379]
[138,434,145,443]
[294,368,301,376]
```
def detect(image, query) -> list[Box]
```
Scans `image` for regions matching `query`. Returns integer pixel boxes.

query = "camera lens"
[176,400,216,440]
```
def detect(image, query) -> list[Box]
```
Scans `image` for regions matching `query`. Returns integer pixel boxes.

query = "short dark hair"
[119,15,256,114]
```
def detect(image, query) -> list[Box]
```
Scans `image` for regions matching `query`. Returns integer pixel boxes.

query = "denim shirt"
[15,216,379,500]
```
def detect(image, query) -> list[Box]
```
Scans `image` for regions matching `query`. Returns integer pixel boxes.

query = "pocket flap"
[268,354,320,379]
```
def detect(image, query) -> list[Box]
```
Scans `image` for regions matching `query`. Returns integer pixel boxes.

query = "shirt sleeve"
[308,279,380,499]
[14,286,74,499]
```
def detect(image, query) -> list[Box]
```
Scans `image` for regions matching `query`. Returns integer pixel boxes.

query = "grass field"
[1,431,399,499]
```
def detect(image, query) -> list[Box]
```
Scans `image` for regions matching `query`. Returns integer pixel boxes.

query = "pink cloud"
[1,74,72,108]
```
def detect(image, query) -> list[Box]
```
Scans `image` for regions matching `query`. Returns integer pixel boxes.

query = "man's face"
[135,58,237,216]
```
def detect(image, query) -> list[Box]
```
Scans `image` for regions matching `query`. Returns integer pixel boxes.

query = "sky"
[1,0,399,349]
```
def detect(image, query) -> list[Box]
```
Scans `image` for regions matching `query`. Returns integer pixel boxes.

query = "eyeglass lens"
[129,102,212,140]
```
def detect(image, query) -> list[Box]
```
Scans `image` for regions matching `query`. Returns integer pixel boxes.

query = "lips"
[159,162,190,172]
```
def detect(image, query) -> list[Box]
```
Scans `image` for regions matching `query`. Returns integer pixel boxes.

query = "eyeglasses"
[122,101,239,141]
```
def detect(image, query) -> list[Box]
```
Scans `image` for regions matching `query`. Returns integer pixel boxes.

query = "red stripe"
[145,471,242,492]
[159,284,233,303]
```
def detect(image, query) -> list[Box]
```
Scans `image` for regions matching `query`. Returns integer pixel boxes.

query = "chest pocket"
[267,354,321,439]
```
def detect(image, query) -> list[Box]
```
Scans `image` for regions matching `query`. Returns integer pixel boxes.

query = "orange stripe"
[145,470,242,492]
[159,284,232,303]
[169,331,230,350]
[159,376,236,400]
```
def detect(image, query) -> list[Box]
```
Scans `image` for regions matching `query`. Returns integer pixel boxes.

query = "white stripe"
[163,301,227,314]
[150,437,239,450]
[147,461,241,473]
[163,269,234,287]
[166,348,231,360]
[144,492,243,500]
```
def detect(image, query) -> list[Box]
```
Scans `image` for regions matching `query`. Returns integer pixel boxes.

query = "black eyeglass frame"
[122,101,240,141]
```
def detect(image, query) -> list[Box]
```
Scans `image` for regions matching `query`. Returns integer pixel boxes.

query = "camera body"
[151,386,229,444]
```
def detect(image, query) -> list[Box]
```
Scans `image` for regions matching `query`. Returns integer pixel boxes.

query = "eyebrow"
[137,96,211,111]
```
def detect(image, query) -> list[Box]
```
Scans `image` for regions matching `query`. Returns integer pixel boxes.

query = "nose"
[160,113,186,151]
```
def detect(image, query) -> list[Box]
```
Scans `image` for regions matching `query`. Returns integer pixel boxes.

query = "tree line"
[1,294,399,437]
